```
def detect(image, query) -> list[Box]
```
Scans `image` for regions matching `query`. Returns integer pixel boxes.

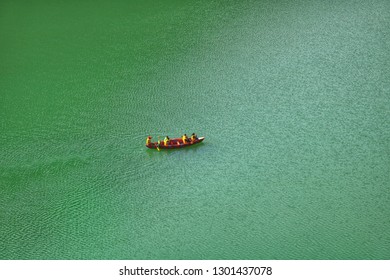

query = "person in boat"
[190,133,198,142]
[164,136,170,146]
[182,134,189,144]
[146,136,152,146]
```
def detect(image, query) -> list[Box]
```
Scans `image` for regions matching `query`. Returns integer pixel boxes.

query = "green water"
[1,0,389,259]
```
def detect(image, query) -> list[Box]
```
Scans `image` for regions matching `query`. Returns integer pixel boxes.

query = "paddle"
[156,136,161,151]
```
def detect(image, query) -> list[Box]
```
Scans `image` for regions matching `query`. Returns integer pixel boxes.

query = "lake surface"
[1,0,389,259]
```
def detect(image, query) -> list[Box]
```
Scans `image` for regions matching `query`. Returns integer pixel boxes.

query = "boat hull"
[146,137,204,149]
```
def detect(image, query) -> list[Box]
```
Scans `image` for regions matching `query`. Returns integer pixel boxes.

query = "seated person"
[163,136,170,146]
[182,134,189,144]
[190,133,198,142]
[146,136,152,146]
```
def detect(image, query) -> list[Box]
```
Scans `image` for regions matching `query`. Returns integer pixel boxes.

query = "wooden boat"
[146,137,205,150]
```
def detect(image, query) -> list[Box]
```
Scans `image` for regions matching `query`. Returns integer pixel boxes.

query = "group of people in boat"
[180,133,198,144]
[146,133,198,147]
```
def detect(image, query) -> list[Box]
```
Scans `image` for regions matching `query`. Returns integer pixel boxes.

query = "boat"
[146,136,205,150]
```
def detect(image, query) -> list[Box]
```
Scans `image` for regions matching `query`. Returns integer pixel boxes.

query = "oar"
[156,136,161,151]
